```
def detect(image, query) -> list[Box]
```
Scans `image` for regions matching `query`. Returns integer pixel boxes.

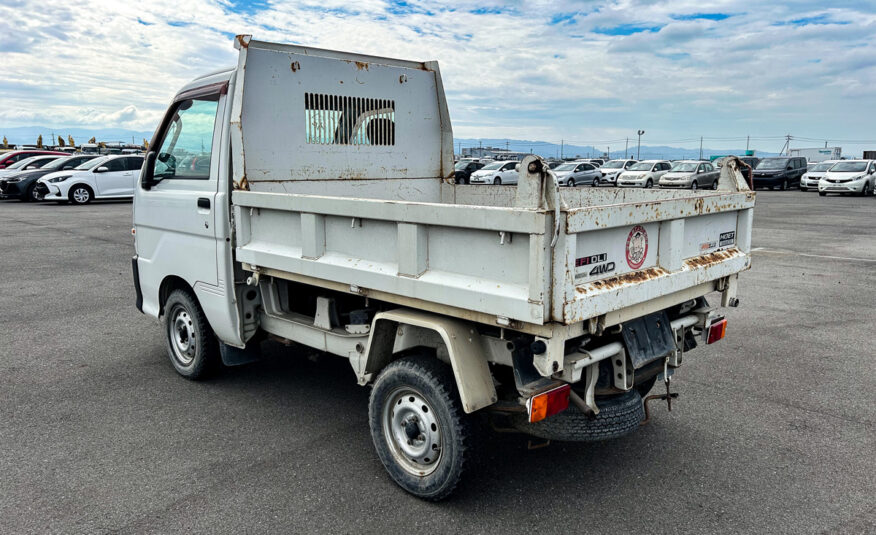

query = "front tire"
[23,184,38,202]
[163,289,219,379]
[69,184,93,205]
[690,180,698,191]
[780,179,788,191]
[568,178,575,187]
[645,178,653,188]
[858,182,870,197]
[592,178,599,187]
[819,192,827,197]
[369,355,471,501]
[493,177,501,185]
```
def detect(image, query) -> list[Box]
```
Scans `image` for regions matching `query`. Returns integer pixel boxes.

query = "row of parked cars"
[456,157,723,190]
[454,154,876,196]
[0,150,144,203]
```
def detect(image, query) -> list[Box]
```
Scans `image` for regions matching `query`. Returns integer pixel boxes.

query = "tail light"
[527,384,571,423]
[706,318,727,344]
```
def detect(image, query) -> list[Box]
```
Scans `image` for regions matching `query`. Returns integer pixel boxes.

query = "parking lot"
[1,192,874,534]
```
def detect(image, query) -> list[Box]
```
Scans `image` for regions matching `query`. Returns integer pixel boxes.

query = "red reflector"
[707,318,727,344]
[527,385,571,423]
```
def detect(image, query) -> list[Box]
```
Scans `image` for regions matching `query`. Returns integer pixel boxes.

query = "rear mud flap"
[621,311,675,369]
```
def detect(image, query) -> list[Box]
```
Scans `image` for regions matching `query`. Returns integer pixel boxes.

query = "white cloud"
[1,1,875,152]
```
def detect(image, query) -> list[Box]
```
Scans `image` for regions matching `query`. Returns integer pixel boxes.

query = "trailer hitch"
[641,357,680,426]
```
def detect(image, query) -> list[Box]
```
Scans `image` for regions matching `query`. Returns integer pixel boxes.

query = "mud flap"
[220,341,262,366]
[621,311,675,369]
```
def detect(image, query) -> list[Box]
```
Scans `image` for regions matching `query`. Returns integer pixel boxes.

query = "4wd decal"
[589,262,616,276]
[719,231,736,247]
[575,253,607,267]
[625,225,648,269]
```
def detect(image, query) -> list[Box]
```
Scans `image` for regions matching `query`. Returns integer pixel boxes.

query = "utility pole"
[561,139,564,159]
[625,137,629,158]
[505,140,509,151]
[637,130,645,160]
[746,135,750,152]
[780,134,791,155]
[699,136,703,160]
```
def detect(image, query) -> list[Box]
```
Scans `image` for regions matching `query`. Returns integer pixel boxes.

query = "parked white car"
[595,159,637,186]
[800,160,839,191]
[37,154,145,204]
[0,155,64,178]
[818,160,876,197]
[616,160,672,188]
[469,160,519,185]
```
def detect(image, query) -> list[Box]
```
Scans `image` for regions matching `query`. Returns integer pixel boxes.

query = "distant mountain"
[454,138,779,160]
[0,125,155,146]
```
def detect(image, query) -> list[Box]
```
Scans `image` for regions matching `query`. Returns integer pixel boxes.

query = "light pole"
[636,130,645,159]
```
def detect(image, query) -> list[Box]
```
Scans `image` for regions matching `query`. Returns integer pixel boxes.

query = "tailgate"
[553,190,756,325]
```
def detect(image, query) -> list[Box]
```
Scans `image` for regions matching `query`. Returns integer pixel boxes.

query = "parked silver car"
[658,160,719,190]
[552,161,601,187]
[616,160,672,188]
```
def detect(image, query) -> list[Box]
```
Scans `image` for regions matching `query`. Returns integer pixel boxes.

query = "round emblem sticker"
[625,225,648,269]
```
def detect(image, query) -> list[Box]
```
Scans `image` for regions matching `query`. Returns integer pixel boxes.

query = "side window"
[582,163,593,171]
[153,96,219,180]
[104,158,126,172]
[126,157,144,171]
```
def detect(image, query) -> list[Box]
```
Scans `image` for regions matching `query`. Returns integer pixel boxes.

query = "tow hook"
[641,357,680,426]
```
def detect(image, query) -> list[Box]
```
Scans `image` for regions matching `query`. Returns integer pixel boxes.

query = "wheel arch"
[358,309,497,413]
[158,275,195,316]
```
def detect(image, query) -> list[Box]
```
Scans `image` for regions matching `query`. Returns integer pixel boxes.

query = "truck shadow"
[208,340,674,507]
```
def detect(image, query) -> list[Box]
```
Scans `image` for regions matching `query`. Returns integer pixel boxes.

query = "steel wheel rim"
[382,387,443,476]
[73,188,89,203]
[168,304,197,366]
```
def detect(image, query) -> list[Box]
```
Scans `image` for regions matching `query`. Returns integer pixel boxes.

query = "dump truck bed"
[228,38,754,333]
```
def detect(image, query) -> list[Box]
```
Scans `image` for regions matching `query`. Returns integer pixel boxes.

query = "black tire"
[163,289,220,379]
[819,192,827,197]
[68,184,93,205]
[23,184,37,202]
[858,182,870,197]
[369,355,471,501]
[800,187,807,192]
[493,177,501,185]
[711,179,719,190]
[513,389,644,442]
[780,179,788,191]
[568,178,575,187]
[645,178,653,188]
[592,178,599,187]
[690,180,698,191]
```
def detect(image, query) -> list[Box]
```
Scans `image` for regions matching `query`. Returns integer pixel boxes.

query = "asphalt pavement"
[1,191,874,534]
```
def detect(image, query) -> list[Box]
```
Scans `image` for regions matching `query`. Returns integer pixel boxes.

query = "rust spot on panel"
[683,248,739,268]
[355,61,369,71]
[236,35,249,48]
[290,61,300,72]
[584,266,670,292]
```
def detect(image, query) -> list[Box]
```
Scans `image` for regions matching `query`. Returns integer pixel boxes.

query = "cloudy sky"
[2,0,876,153]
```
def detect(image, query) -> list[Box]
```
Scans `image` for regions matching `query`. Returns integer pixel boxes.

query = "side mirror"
[141,151,157,189]
[95,166,109,173]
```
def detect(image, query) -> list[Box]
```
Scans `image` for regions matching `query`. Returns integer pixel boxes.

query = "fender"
[358,309,497,413]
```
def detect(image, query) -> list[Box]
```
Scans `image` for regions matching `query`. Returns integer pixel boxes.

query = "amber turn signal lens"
[527,384,571,423]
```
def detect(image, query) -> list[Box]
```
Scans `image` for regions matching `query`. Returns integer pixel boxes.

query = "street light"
[637,130,645,159]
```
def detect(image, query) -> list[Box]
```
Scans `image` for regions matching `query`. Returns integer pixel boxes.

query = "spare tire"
[513,389,644,442]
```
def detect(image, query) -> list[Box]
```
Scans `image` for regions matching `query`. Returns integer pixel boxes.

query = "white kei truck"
[132,36,755,500]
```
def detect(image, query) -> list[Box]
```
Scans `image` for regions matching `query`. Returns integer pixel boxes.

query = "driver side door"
[134,90,225,308]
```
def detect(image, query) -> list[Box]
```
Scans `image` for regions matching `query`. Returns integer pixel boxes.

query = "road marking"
[752,247,876,264]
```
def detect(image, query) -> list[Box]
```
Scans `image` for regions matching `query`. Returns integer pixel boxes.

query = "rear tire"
[163,289,220,379]
[369,355,471,501]
[69,184,93,205]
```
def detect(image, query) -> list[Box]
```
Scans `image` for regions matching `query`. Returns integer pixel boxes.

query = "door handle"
[197,197,211,209]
